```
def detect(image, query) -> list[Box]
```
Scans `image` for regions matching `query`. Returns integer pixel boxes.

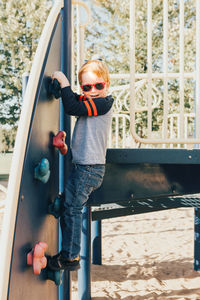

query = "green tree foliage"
[1,128,17,152]
[0,0,52,127]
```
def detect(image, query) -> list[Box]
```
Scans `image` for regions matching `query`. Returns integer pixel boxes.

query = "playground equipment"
[53,131,68,155]
[0,0,66,298]
[27,241,64,285]
[1,1,200,300]
[34,158,51,183]
[27,242,48,275]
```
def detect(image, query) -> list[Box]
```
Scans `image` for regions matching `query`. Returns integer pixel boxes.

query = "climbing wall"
[7,13,62,300]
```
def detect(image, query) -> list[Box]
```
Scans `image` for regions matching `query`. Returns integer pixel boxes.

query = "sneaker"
[47,252,80,271]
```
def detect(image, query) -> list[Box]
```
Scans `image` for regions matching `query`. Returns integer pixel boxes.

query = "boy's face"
[80,71,110,99]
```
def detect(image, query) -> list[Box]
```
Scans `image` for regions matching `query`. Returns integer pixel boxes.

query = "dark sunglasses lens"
[95,83,105,90]
[83,85,92,91]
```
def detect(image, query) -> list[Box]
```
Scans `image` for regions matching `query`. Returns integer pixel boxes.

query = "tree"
[0,0,52,127]
[1,128,17,152]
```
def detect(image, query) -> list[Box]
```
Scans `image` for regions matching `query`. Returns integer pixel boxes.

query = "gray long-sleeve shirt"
[61,86,114,164]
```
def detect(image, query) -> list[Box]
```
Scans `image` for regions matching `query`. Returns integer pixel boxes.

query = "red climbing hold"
[53,131,68,155]
[27,242,48,275]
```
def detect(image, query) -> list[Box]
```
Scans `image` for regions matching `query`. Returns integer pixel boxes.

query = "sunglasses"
[81,82,106,92]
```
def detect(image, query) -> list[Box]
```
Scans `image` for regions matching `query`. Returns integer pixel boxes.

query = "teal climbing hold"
[34,158,50,183]
[46,268,64,286]
[48,194,63,218]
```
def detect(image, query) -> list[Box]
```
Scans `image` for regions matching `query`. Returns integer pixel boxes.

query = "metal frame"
[129,0,200,145]
[59,1,72,299]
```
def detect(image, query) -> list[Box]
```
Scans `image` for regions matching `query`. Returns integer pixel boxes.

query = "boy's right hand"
[52,71,70,89]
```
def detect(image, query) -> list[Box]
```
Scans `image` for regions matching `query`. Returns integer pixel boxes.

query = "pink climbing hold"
[27,242,48,275]
[53,131,68,155]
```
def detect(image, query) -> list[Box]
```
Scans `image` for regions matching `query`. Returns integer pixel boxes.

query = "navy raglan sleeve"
[61,86,114,117]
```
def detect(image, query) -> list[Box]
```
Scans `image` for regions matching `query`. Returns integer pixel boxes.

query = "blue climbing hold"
[34,158,50,183]
[48,193,64,218]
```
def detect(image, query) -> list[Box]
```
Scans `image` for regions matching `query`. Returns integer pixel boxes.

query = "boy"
[48,60,114,271]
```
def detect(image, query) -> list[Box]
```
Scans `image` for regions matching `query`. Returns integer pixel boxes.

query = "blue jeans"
[60,164,105,259]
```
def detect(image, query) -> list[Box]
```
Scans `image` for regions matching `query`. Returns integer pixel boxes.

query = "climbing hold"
[46,267,64,286]
[48,193,64,218]
[49,78,61,99]
[53,131,68,155]
[27,242,63,285]
[34,158,50,183]
[27,242,48,275]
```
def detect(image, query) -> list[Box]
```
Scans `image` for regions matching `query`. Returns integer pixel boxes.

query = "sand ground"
[71,208,200,299]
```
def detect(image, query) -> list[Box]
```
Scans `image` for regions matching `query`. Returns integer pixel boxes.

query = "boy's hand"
[52,71,70,88]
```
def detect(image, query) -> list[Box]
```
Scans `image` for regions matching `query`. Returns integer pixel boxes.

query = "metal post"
[194,0,200,271]
[78,206,91,300]
[194,208,200,270]
[179,0,185,140]
[92,220,102,265]
[147,0,152,139]
[59,0,72,299]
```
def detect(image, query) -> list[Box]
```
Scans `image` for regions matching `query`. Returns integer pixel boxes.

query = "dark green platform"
[92,149,200,220]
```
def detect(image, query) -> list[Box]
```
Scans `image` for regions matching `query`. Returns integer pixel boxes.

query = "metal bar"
[92,206,173,221]
[110,72,194,79]
[196,0,200,139]
[60,0,72,299]
[78,207,92,300]
[163,0,168,140]
[129,136,200,144]
[115,116,119,148]
[170,116,173,138]
[147,0,152,138]
[122,116,126,148]
[92,220,102,265]
[105,148,200,165]
[177,115,180,148]
[194,208,200,270]
[179,0,185,139]
[92,195,200,220]
[80,26,85,65]
[71,5,75,90]
[129,0,136,143]
[76,4,81,94]
[108,125,112,148]
[194,0,200,274]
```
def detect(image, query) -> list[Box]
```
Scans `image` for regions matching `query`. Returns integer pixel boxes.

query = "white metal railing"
[71,0,91,91]
[129,0,199,145]
[72,0,198,148]
[108,75,196,149]
[167,113,195,149]
[108,76,163,148]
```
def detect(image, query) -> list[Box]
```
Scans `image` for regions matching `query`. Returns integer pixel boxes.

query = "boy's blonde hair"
[78,60,110,85]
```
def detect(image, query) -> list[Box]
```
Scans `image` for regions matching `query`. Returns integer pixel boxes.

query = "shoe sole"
[47,256,80,272]
[48,263,80,271]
